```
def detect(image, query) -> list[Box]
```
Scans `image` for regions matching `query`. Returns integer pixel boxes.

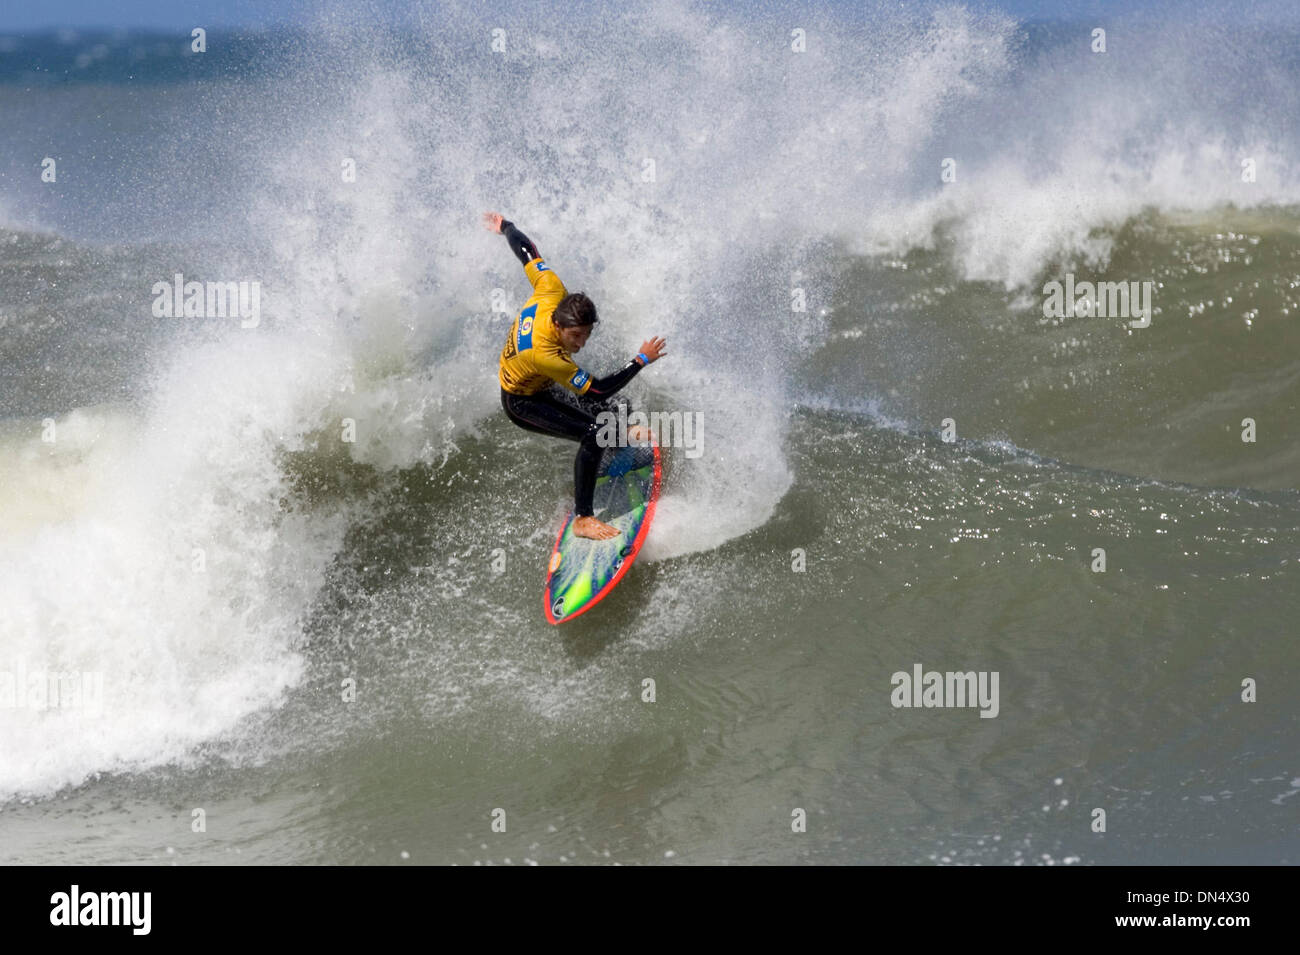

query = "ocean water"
[0,1,1297,865]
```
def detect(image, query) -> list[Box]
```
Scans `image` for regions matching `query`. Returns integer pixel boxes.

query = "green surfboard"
[543,439,661,624]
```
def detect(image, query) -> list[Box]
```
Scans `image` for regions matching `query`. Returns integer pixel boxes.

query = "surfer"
[484,212,667,540]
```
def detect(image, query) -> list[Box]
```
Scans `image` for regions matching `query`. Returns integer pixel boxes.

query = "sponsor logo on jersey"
[570,369,590,389]
[517,304,538,350]
[534,260,549,272]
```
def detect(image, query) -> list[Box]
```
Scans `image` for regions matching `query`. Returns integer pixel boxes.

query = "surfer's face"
[559,324,593,353]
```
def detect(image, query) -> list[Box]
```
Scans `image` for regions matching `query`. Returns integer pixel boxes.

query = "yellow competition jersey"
[498,258,594,396]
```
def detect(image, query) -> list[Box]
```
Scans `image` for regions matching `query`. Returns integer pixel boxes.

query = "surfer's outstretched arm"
[590,335,670,394]
[586,336,668,397]
[501,220,540,266]
[586,362,642,397]
[483,211,540,265]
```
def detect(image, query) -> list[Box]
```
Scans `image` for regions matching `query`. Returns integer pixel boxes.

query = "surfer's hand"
[482,212,505,234]
[636,336,667,364]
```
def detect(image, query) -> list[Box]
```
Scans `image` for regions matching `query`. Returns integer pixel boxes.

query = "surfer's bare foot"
[573,516,619,540]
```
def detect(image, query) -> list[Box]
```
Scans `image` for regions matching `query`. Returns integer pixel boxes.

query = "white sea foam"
[0,338,348,798]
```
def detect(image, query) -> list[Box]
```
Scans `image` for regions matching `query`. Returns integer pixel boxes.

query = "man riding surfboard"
[484,212,667,540]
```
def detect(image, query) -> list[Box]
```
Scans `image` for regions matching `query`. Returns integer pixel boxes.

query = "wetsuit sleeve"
[500,220,540,265]
[587,360,643,397]
[501,220,564,296]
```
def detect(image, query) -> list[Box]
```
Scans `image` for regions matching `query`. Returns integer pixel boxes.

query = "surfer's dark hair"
[553,292,598,328]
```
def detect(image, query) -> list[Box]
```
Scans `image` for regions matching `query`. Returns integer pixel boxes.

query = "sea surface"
[1,2,1297,864]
